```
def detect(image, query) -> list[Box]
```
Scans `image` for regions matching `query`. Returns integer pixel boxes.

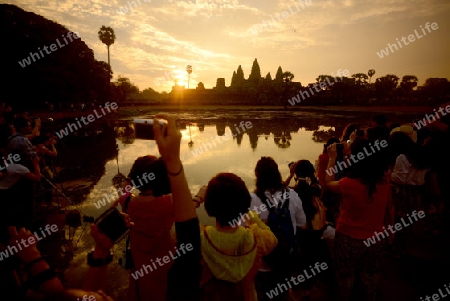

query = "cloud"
[4,0,450,90]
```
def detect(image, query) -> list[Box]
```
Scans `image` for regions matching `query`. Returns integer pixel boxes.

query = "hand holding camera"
[154,114,182,173]
[327,143,338,160]
[133,118,167,140]
[94,208,130,244]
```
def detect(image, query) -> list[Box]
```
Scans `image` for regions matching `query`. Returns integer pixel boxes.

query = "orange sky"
[7,0,450,92]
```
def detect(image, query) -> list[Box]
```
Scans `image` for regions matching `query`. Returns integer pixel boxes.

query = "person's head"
[366,126,390,141]
[340,123,359,142]
[372,114,387,127]
[389,125,417,143]
[13,116,32,135]
[204,173,251,226]
[128,156,171,196]
[254,156,283,193]
[294,160,316,180]
[323,137,340,154]
[388,131,427,169]
[346,137,389,197]
[292,160,320,221]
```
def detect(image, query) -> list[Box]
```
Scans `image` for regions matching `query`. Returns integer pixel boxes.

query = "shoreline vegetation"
[30,104,438,120]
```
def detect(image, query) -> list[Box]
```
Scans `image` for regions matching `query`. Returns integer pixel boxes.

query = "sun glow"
[176,80,186,87]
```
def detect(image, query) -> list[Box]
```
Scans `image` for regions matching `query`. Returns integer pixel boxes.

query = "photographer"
[2,114,201,301]
[7,116,37,159]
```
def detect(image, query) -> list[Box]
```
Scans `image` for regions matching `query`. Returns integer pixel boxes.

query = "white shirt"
[391,154,428,185]
[250,188,306,235]
[0,164,30,190]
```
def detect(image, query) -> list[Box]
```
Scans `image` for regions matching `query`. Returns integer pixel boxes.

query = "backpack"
[260,189,296,271]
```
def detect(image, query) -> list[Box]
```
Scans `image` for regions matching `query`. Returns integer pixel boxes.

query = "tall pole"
[107,45,110,67]
[186,65,192,89]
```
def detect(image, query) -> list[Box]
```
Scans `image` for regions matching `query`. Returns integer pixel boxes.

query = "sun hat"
[389,124,417,143]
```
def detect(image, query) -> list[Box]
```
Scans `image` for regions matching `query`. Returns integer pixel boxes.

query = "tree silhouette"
[316,75,334,90]
[282,71,294,84]
[399,75,418,92]
[352,73,369,87]
[368,69,375,84]
[420,78,450,104]
[375,74,399,101]
[196,82,205,90]
[98,26,116,68]
[113,76,139,104]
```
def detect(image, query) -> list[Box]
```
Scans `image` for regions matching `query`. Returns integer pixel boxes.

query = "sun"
[172,70,188,87]
[176,80,186,87]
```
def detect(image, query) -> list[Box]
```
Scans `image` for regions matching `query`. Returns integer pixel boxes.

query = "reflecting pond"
[80,110,416,226]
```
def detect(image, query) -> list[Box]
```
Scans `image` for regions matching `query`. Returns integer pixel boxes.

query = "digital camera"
[132,119,167,140]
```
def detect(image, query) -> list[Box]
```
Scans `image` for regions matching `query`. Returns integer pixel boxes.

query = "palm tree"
[368,69,375,84]
[98,26,116,67]
[186,65,192,89]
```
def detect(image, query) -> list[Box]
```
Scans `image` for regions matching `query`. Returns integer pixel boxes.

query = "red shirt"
[337,177,389,239]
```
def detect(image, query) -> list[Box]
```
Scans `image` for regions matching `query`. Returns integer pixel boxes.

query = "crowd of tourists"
[0,104,58,236]
[0,105,449,300]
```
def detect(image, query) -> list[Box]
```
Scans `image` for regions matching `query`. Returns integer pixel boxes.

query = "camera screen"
[95,208,129,244]
[134,123,155,140]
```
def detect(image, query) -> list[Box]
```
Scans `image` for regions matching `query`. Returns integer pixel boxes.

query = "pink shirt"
[337,177,389,239]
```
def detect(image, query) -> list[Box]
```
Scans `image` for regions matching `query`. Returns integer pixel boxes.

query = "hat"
[390,125,417,143]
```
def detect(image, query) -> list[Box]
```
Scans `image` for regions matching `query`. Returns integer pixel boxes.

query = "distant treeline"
[1,4,449,109]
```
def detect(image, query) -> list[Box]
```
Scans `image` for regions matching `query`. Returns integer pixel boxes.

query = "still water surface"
[89,124,325,225]
[80,110,414,225]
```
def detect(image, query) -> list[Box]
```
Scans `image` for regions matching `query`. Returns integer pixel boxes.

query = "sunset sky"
[6,0,450,92]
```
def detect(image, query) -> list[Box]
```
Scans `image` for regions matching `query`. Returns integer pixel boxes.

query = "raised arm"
[154,114,195,222]
[154,114,201,300]
[325,143,341,194]
[283,162,297,187]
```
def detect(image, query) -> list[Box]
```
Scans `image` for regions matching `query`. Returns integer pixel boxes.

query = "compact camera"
[132,119,167,140]
[94,208,130,244]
